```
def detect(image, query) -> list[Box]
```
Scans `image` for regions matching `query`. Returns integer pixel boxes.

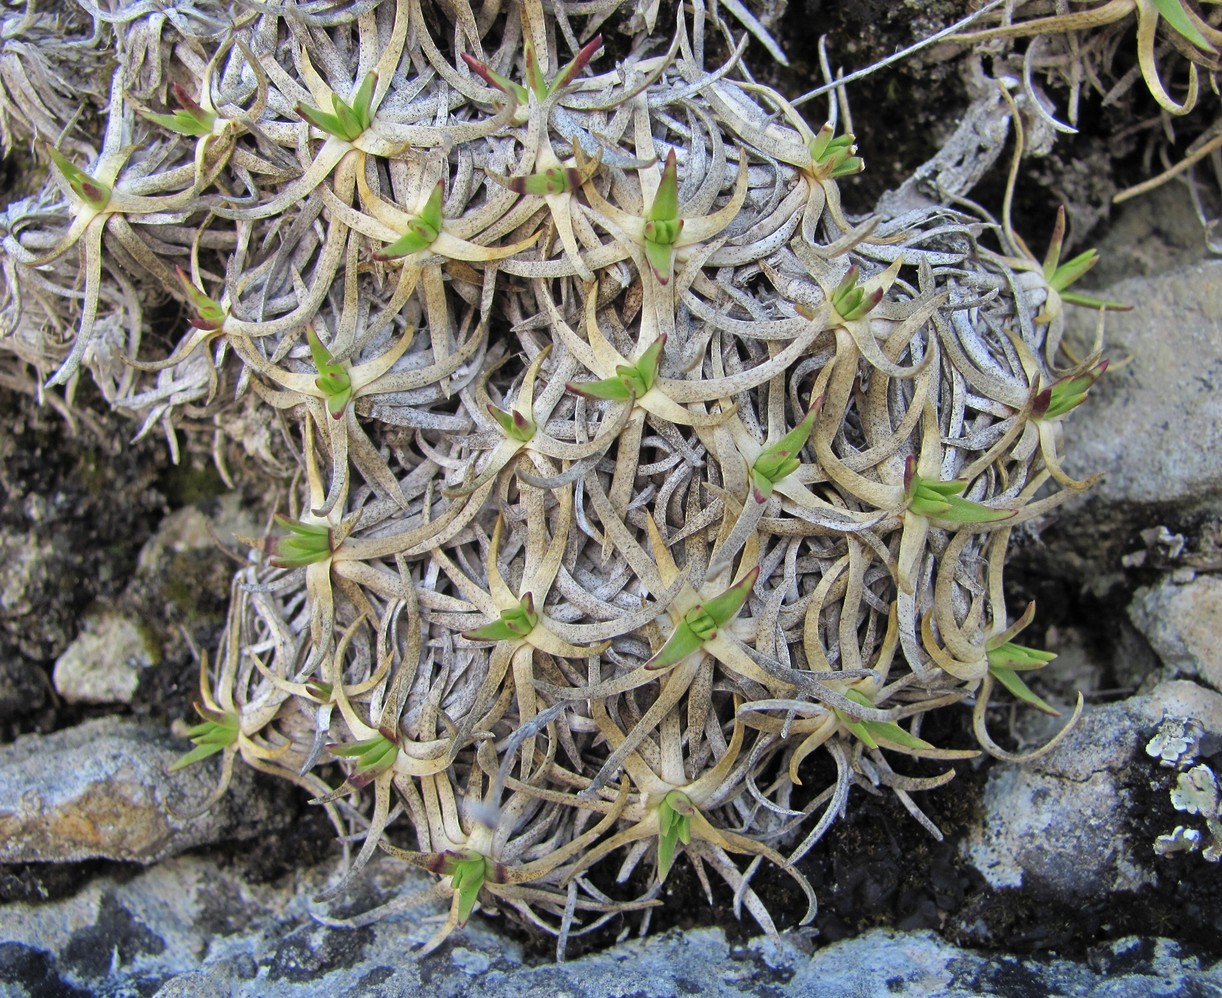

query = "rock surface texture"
[1,855,1219,998]
[1063,261,1222,512]
[0,717,303,864]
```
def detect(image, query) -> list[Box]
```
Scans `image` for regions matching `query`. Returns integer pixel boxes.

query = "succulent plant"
[0,0,1112,958]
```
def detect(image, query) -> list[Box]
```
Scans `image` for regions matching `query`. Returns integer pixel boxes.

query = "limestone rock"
[961,699,1156,898]
[1142,679,1222,746]
[1130,576,1222,693]
[1063,260,1222,511]
[0,854,1219,998]
[0,716,297,864]
[52,612,159,705]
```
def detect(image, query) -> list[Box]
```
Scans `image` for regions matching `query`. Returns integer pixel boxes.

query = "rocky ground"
[2,2,1222,995]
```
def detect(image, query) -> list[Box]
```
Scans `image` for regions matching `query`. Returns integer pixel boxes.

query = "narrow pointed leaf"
[566,376,633,401]
[646,619,705,670]
[45,145,110,210]
[553,34,603,90]
[143,105,216,137]
[863,719,935,750]
[834,708,880,749]
[1048,249,1099,292]
[463,594,538,641]
[648,149,680,223]
[461,53,529,103]
[487,403,535,442]
[176,267,227,330]
[524,40,547,99]
[329,732,399,775]
[701,565,759,628]
[377,220,439,259]
[170,704,238,771]
[990,665,1060,715]
[267,514,333,568]
[987,641,1057,671]
[296,103,346,139]
[1042,204,1067,278]
[1151,0,1215,51]
[642,237,675,284]
[351,72,377,128]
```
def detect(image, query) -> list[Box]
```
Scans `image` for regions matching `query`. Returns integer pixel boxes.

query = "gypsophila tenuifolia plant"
[2,0,1115,957]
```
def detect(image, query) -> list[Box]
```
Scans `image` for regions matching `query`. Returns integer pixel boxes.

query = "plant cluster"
[1,0,1112,956]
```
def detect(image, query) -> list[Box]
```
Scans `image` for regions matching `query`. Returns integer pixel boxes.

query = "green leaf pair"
[486,401,536,443]
[377,180,445,259]
[904,457,1013,524]
[297,72,376,142]
[328,729,399,781]
[1040,206,1129,313]
[170,703,239,771]
[986,602,1059,715]
[464,593,538,642]
[143,83,217,137]
[657,790,695,881]
[647,567,759,670]
[750,400,821,502]
[462,34,602,105]
[430,850,494,923]
[568,336,665,402]
[829,265,883,323]
[176,268,227,331]
[268,514,333,568]
[1033,360,1108,421]
[832,688,933,751]
[307,327,354,418]
[44,145,111,211]
[808,123,864,181]
[641,150,684,283]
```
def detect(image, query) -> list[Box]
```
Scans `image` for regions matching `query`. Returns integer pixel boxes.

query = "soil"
[2,0,1220,974]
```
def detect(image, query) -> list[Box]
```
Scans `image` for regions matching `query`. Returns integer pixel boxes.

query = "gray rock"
[0,853,1218,998]
[0,716,297,863]
[962,679,1222,898]
[1145,679,1222,741]
[961,698,1157,897]
[153,971,232,998]
[0,531,72,662]
[0,532,52,621]
[1130,576,1222,693]
[52,611,159,705]
[1063,260,1222,511]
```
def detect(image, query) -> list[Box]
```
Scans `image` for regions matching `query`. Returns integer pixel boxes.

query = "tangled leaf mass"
[1,0,1114,957]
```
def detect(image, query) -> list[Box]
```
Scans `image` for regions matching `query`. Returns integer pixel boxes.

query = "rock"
[0,531,72,662]
[961,699,1157,898]
[135,493,259,575]
[1142,679,1222,745]
[0,716,299,864]
[0,853,1219,998]
[1062,261,1222,512]
[0,533,53,622]
[52,612,159,705]
[1130,577,1222,693]
[962,678,1222,902]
